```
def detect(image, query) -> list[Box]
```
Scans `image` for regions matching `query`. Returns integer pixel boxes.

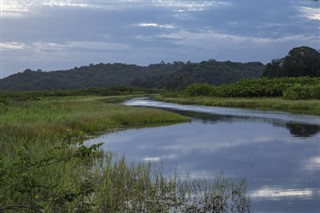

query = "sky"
[0,0,319,78]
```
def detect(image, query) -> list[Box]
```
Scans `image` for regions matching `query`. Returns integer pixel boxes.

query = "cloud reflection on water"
[250,187,313,200]
[303,156,320,171]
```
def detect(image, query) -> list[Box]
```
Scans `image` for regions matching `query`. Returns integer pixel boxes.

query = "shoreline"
[154,95,320,116]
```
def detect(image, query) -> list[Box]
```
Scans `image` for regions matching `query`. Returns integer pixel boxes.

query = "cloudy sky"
[1,0,319,78]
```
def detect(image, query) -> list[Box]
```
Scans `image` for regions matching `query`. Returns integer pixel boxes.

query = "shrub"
[183,77,320,99]
[283,84,320,100]
[185,83,214,96]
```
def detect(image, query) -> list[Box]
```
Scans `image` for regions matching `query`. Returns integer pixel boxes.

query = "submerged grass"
[155,95,320,116]
[0,94,250,212]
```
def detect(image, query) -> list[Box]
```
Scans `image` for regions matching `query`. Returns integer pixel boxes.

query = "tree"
[262,59,284,77]
[166,74,189,91]
[263,46,320,77]
[283,46,320,77]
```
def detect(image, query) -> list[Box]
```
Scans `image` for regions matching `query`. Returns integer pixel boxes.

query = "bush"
[183,77,320,99]
[185,83,214,96]
[283,84,320,100]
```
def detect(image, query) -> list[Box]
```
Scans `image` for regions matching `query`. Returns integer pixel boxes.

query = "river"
[86,98,320,212]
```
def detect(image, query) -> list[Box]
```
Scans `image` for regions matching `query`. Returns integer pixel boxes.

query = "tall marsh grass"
[94,154,250,212]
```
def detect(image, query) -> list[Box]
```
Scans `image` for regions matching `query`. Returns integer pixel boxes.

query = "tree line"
[0,60,264,91]
[1,46,318,92]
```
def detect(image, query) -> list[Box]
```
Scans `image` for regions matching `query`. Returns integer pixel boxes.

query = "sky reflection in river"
[86,98,320,212]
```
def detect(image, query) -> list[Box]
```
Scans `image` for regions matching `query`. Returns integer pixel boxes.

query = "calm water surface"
[86,98,320,213]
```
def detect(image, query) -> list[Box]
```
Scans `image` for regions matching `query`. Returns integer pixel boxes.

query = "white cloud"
[152,0,231,12]
[155,29,319,49]
[1,40,129,52]
[1,0,231,18]
[0,42,27,50]
[155,30,262,49]
[2,40,131,68]
[299,6,320,20]
[32,41,129,51]
[67,41,130,50]
[0,0,109,18]
[1,1,32,17]
[42,0,91,8]
[33,42,65,51]
[136,22,175,29]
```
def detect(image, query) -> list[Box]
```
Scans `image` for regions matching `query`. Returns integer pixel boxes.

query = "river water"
[86,98,320,212]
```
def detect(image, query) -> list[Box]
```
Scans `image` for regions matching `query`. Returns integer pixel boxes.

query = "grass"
[0,94,250,212]
[155,95,320,116]
[1,96,189,139]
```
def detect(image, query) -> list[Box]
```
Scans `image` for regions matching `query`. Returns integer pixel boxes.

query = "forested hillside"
[0,60,264,91]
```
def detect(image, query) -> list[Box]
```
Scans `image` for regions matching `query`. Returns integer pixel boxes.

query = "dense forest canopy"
[263,46,320,77]
[0,60,264,91]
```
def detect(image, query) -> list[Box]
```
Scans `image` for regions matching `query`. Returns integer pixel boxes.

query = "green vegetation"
[182,77,320,100]
[263,46,320,78]
[157,46,320,114]
[165,60,263,90]
[0,86,152,100]
[0,93,250,212]
[184,82,214,96]
[1,45,318,93]
[283,84,320,100]
[0,60,264,91]
[3,45,318,211]
[158,77,320,115]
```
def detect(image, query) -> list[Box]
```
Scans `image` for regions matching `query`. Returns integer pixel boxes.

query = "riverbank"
[154,95,320,116]
[1,95,190,141]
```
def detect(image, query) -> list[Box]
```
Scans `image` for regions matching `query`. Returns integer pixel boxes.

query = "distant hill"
[0,60,264,91]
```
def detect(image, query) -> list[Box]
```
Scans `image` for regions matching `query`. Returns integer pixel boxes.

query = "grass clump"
[95,159,250,212]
